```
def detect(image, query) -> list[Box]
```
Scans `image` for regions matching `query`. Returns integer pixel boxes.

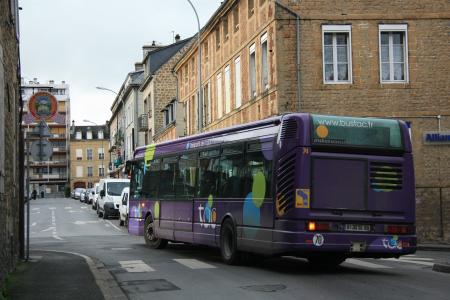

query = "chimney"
[175,34,181,43]
[49,80,54,84]
[142,41,164,58]
[135,62,144,71]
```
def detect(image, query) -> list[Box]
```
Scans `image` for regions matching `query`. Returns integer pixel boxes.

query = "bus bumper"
[128,217,145,236]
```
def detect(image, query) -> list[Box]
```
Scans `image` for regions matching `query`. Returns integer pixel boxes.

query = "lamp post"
[186,0,203,132]
[84,120,105,179]
[95,86,118,95]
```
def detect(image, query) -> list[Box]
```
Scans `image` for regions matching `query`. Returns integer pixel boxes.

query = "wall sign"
[423,131,450,145]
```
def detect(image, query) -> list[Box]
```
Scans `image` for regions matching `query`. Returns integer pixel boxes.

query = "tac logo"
[316,125,329,138]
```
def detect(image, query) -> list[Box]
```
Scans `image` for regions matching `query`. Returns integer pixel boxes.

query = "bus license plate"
[345,224,371,232]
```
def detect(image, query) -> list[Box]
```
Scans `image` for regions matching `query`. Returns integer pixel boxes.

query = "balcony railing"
[138,114,148,132]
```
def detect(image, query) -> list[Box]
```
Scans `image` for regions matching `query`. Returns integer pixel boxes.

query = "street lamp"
[95,86,118,95]
[186,0,203,132]
[84,119,105,179]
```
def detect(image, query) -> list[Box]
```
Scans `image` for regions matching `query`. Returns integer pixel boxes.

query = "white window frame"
[217,72,223,119]
[234,56,242,108]
[204,81,212,124]
[76,149,83,160]
[322,25,352,84]
[76,166,83,178]
[86,131,92,140]
[260,32,269,90]
[98,130,104,139]
[75,131,82,139]
[224,65,231,114]
[378,24,409,83]
[98,148,104,159]
[249,43,257,97]
[86,148,93,161]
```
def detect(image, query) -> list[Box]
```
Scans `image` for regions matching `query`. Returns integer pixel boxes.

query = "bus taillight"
[384,225,414,235]
[307,221,330,232]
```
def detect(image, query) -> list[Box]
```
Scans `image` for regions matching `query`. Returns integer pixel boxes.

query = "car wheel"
[220,218,241,265]
[144,216,167,249]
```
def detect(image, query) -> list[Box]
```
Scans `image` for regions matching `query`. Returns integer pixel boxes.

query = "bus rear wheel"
[144,216,167,249]
[220,219,241,265]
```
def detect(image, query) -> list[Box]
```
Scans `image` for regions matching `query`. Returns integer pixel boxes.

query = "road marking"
[31,222,37,227]
[119,260,154,272]
[399,257,434,262]
[69,210,79,213]
[50,209,63,241]
[173,259,216,269]
[81,206,87,209]
[32,208,40,211]
[31,212,40,215]
[106,220,123,232]
[41,226,55,232]
[48,207,56,210]
[64,207,72,210]
[73,220,101,225]
[383,258,434,267]
[111,248,132,251]
[345,259,392,269]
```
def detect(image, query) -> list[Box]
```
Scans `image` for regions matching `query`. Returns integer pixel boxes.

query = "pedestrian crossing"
[116,255,436,273]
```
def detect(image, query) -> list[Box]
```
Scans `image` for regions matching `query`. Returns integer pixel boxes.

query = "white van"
[97,178,130,219]
[119,187,129,226]
[91,183,100,210]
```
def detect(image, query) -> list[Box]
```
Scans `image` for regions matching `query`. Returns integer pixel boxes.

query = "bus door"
[173,153,197,243]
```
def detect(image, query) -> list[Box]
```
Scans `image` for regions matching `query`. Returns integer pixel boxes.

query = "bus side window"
[142,159,160,198]
[219,145,245,198]
[159,157,178,199]
[244,142,273,199]
[130,160,144,198]
[176,153,198,199]
[197,149,221,198]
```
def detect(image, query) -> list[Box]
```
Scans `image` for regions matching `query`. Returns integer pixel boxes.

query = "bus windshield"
[311,114,403,150]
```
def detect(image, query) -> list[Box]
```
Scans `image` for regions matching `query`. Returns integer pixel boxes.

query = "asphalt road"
[29,198,450,300]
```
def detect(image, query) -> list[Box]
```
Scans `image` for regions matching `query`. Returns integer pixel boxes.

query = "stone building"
[139,37,193,144]
[22,79,71,196]
[0,0,21,287]
[175,0,450,243]
[70,124,110,190]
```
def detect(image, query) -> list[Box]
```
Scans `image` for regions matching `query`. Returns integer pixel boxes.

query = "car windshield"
[107,182,129,196]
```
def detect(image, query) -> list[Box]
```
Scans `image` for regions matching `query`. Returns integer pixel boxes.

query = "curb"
[432,263,450,274]
[35,249,127,300]
[417,245,450,252]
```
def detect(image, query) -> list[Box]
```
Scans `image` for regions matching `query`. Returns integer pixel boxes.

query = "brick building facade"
[0,0,21,287]
[175,0,450,243]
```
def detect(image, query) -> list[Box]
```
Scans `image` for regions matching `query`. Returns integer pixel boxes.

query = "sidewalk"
[5,250,105,300]
[418,243,450,252]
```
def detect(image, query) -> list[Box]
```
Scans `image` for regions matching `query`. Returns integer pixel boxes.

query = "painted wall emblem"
[28,92,58,120]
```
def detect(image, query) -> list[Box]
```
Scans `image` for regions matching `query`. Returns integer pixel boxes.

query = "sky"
[19,0,223,125]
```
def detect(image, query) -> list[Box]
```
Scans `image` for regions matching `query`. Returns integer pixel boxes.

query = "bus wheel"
[144,216,167,249]
[220,219,240,265]
[307,254,346,267]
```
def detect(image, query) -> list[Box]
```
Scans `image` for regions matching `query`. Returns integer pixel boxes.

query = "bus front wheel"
[220,219,240,265]
[144,216,167,249]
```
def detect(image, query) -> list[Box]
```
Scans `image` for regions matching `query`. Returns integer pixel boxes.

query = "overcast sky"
[19,0,222,125]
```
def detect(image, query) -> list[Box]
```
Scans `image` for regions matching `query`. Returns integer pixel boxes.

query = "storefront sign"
[423,131,450,145]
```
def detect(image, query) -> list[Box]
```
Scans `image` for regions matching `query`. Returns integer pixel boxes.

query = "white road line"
[50,209,63,241]
[73,220,101,225]
[383,258,435,267]
[41,227,55,232]
[173,259,217,269]
[64,207,72,210]
[111,248,132,251]
[48,207,56,210]
[106,220,123,232]
[81,207,87,209]
[119,260,154,272]
[32,208,40,211]
[345,259,392,269]
[31,222,37,227]
[399,257,434,262]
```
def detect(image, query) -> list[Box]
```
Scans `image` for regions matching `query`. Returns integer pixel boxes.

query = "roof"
[70,125,110,140]
[144,38,193,75]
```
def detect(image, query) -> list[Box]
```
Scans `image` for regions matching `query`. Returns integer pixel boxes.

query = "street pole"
[25,132,30,261]
[186,0,203,132]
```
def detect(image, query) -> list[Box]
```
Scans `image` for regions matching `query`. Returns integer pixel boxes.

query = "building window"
[88,182,94,188]
[223,16,229,41]
[191,57,195,77]
[99,166,105,177]
[322,25,352,84]
[98,130,104,139]
[76,166,83,178]
[235,56,242,108]
[76,149,82,160]
[98,148,104,159]
[87,131,93,139]
[87,149,93,160]
[216,27,221,50]
[249,43,257,98]
[224,65,231,114]
[379,24,408,83]
[248,0,254,17]
[216,73,223,119]
[233,5,239,32]
[163,101,176,127]
[261,32,269,90]
[76,131,82,139]
[204,81,211,124]
[87,167,93,177]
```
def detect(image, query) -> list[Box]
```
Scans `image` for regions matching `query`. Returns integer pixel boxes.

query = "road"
[29,198,450,300]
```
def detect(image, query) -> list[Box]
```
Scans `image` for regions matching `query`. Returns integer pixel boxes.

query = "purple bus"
[128,113,416,265]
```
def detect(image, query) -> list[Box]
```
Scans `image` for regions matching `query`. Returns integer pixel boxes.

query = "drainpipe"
[172,69,184,137]
[275,0,301,112]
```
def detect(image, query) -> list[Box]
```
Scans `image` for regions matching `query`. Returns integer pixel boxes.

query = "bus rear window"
[311,115,403,150]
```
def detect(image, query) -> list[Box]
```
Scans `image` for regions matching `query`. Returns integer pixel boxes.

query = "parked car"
[88,189,95,204]
[74,188,85,200]
[71,189,75,199]
[92,183,100,210]
[83,189,92,203]
[119,187,129,227]
[80,190,87,202]
[97,178,130,219]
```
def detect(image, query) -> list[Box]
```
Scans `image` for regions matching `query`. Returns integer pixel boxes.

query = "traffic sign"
[30,140,53,161]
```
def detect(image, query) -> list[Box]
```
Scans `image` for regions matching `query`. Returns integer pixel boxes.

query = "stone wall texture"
[0,0,21,287]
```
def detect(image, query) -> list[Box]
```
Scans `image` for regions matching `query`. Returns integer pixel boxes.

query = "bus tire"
[220,219,240,265]
[144,216,167,249]
[307,254,346,267]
